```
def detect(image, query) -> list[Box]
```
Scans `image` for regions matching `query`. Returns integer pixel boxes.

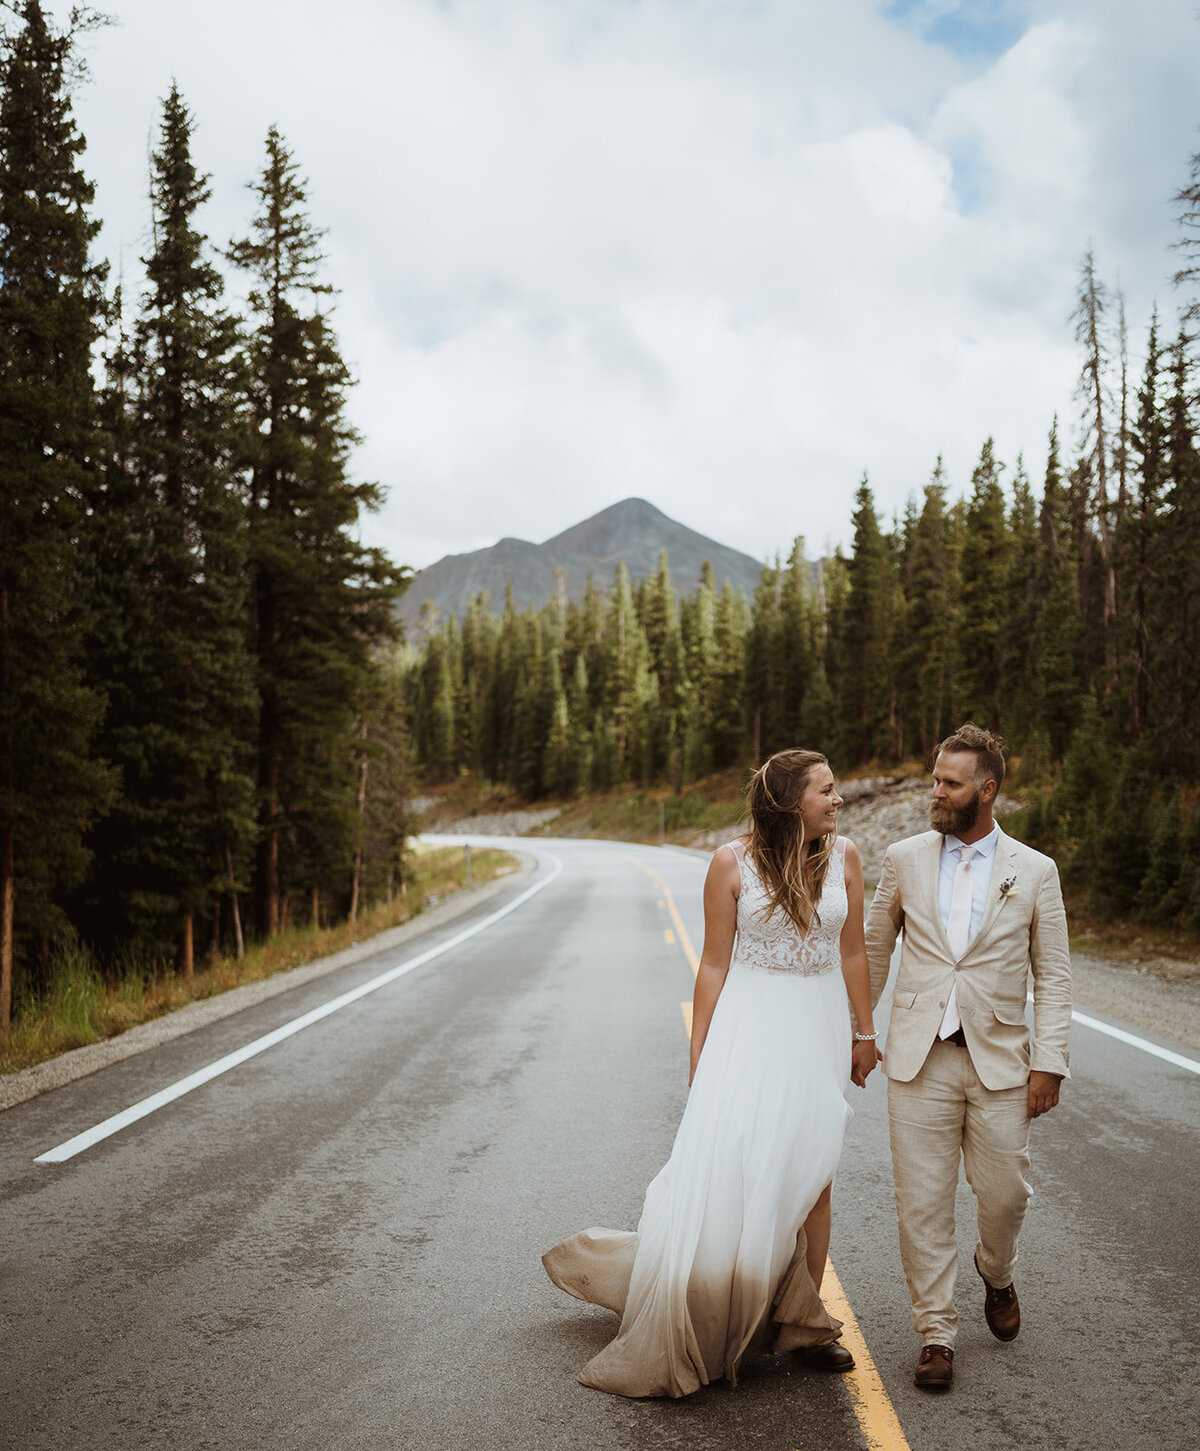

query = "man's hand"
[1027,1070,1062,1118]
[851,1038,882,1088]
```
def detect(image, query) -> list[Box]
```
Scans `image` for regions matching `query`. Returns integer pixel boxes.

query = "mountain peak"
[542,497,675,559]
[400,497,764,632]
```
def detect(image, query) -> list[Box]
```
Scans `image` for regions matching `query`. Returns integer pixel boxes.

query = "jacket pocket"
[993,1003,1028,1026]
[892,989,918,1010]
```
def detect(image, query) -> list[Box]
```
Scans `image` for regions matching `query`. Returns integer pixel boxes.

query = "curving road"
[2,837,1197,1450]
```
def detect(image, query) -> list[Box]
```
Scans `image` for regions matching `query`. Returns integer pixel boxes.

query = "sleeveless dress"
[543,838,854,1398]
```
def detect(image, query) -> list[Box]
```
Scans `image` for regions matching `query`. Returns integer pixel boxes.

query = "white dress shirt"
[936,823,999,1038]
[937,823,999,945]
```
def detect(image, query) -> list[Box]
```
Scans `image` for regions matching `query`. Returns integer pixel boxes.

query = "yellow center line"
[620,847,912,1451]
[616,853,699,975]
[821,1265,912,1451]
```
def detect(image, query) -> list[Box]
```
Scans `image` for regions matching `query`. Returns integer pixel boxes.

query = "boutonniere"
[999,876,1018,900]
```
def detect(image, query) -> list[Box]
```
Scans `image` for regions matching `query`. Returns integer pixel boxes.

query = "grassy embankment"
[0,844,514,1076]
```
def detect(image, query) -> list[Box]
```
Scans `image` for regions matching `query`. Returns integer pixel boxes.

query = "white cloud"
[51,0,1200,571]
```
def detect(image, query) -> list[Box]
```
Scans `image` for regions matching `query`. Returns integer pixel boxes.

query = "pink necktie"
[939,844,978,1039]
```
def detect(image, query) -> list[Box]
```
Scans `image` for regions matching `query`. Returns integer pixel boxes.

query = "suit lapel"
[917,832,955,959]
[964,830,1020,957]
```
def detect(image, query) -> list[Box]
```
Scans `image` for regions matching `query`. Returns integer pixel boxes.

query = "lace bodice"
[729,838,847,978]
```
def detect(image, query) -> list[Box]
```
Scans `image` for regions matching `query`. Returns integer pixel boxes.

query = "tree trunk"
[259,748,280,936]
[348,728,369,925]
[616,595,626,762]
[310,882,320,928]
[0,824,13,1029]
[225,844,245,960]
[1082,260,1117,663]
[1117,293,1129,523]
[177,913,193,981]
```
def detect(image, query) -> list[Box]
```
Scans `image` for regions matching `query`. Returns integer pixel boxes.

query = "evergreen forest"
[0,5,409,1029]
[3,1,1200,1039]
[406,262,1200,932]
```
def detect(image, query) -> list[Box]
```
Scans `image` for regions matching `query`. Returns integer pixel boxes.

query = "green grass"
[0,846,515,1076]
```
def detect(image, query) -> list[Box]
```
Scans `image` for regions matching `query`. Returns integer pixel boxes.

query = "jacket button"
[938,1001,945,1009]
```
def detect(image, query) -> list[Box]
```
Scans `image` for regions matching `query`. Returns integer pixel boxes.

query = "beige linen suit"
[866,828,1071,1347]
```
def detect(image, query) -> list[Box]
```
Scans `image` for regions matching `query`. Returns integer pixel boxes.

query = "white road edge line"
[1025,992,1200,1075]
[1070,1008,1200,1075]
[35,853,564,1165]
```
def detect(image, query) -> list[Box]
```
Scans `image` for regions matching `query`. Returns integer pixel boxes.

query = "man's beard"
[930,789,981,837]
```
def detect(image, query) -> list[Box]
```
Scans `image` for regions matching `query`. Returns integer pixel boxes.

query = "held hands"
[851,1037,882,1088]
[1027,1069,1062,1118]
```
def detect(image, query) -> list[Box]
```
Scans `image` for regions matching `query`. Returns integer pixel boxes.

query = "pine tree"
[837,478,894,766]
[509,612,549,798]
[229,129,404,933]
[1091,744,1155,914]
[357,649,416,909]
[777,539,826,752]
[1002,455,1039,747]
[710,581,749,769]
[602,564,649,780]
[744,559,782,764]
[459,591,498,776]
[1072,247,1117,657]
[1136,788,1183,922]
[901,461,958,759]
[1155,329,1200,773]
[1031,421,1084,759]
[85,86,255,975]
[0,2,112,1021]
[541,653,574,798]
[679,561,717,782]
[1124,316,1166,733]
[640,551,684,783]
[566,652,593,793]
[1172,144,1200,329]
[957,440,1011,732]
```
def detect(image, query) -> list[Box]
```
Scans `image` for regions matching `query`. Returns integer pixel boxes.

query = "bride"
[543,749,881,1398]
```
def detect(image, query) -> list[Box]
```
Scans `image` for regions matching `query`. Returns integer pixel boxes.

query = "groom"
[865,723,1071,1391]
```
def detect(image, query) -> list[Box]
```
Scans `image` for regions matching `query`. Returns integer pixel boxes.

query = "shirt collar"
[942,822,1000,860]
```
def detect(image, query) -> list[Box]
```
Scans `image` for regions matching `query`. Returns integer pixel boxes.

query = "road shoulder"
[0,854,534,1113]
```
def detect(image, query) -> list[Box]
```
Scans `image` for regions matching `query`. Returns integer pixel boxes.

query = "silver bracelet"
[853,1031,878,1042]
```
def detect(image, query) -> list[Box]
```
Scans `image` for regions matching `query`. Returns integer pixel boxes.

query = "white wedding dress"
[543,838,854,1398]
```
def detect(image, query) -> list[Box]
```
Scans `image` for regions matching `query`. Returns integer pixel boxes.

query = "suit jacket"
[865,828,1071,1091]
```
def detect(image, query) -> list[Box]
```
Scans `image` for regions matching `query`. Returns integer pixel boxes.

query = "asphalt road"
[2,838,1198,1451]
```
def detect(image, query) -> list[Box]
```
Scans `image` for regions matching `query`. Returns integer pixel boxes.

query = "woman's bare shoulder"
[706,838,746,890]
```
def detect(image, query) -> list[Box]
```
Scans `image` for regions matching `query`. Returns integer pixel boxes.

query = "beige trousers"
[888,1038,1032,1348]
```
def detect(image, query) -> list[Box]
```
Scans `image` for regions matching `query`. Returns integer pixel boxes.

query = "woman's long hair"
[746,749,836,933]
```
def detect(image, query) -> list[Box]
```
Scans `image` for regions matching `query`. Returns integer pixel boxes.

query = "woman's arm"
[840,840,881,1088]
[689,846,741,1085]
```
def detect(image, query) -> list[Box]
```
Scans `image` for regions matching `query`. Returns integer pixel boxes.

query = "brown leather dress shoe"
[914,1344,954,1389]
[798,1341,855,1372]
[975,1250,1020,1341]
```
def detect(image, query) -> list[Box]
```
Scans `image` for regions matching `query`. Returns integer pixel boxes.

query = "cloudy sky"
[56,0,1200,571]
